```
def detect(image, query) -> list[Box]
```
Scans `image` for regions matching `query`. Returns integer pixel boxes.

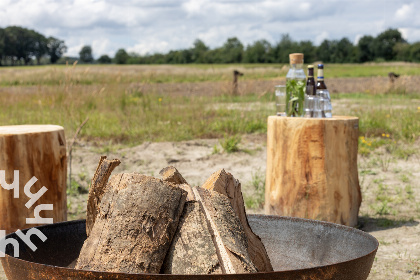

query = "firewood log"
[86,156,120,237]
[76,173,187,274]
[202,169,273,272]
[161,171,257,275]
[159,166,188,185]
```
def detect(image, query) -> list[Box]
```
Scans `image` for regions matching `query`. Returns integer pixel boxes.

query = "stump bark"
[0,125,67,233]
[265,116,361,227]
[76,173,187,274]
[202,169,273,272]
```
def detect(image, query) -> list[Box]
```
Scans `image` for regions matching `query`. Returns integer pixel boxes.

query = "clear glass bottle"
[286,53,306,117]
[304,65,316,118]
[316,64,332,118]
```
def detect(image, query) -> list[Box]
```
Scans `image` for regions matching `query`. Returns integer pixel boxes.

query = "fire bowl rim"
[1,215,379,279]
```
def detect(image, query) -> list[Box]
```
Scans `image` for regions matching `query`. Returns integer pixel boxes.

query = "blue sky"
[0,0,419,58]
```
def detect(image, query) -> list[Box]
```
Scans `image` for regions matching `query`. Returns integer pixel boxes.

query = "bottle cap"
[289,53,304,64]
[318,64,324,68]
[308,65,314,68]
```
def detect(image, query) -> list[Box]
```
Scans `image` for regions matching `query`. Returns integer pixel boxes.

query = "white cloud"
[395,4,414,21]
[315,31,329,45]
[1,0,420,57]
[128,41,170,56]
[354,34,362,45]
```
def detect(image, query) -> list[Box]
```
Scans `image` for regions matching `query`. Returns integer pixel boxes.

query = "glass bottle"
[286,53,306,117]
[304,65,316,118]
[306,65,316,96]
[316,64,332,118]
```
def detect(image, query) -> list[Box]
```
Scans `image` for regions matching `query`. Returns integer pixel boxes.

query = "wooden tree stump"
[0,125,67,233]
[265,116,361,227]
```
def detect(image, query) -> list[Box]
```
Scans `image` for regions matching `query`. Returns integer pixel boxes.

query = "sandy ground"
[0,135,419,279]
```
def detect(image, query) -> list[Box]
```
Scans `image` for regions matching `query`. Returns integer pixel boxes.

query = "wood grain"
[0,125,67,233]
[265,116,361,227]
[202,169,273,272]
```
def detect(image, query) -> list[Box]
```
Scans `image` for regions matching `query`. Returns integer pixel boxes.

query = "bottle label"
[317,68,324,80]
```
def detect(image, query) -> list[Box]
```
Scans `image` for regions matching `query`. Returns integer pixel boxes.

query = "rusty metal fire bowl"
[1,215,378,280]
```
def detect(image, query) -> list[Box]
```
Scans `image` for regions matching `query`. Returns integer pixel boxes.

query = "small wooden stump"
[265,116,361,227]
[0,125,67,233]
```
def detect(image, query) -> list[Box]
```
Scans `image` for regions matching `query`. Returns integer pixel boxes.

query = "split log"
[195,187,257,273]
[202,169,273,272]
[159,166,188,185]
[162,180,257,274]
[76,173,187,274]
[0,125,67,234]
[86,156,120,237]
[265,116,361,227]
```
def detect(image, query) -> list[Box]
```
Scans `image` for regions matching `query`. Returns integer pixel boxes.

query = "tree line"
[0,26,67,66]
[108,28,420,64]
[2,26,420,66]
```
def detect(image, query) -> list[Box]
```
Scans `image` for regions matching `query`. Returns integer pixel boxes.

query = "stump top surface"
[268,115,358,121]
[0,125,64,135]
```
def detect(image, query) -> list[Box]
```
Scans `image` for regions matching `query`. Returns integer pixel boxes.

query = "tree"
[244,40,272,63]
[357,35,375,62]
[191,39,209,63]
[47,37,67,64]
[393,42,411,61]
[114,49,129,64]
[409,42,420,62]
[272,34,299,63]
[4,26,35,65]
[0,28,5,65]
[333,38,356,63]
[297,40,316,63]
[32,31,48,65]
[317,39,336,63]
[373,28,406,61]
[79,45,93,63]
[221,37,244,63]
[97,54,112,64]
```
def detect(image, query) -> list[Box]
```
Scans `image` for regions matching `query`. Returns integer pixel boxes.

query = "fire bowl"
[1,215,378,280]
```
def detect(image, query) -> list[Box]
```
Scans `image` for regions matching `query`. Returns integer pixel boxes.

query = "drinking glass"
[304,85,314,118]
[274,85,286,116]
[312,96,323,118]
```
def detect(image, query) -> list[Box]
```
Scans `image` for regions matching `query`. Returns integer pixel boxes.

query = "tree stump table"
[265,116,361,227]
[0,125,67,233]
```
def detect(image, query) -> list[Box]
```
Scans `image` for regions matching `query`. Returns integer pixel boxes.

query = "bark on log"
[162,182,257,274]
[265,116,361,227]
[86,156,120,237]
[76,173,187,274]
[0,125,67,233]
[202,169,273,272]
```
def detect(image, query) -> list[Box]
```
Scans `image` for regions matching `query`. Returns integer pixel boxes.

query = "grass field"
[0,63,419,145]
[0,62,419,279]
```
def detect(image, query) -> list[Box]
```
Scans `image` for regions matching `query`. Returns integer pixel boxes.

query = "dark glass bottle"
[316,64,327,90]
[306,65,316,95]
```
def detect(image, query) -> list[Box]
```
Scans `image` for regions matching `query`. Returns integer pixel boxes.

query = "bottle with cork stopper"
[285,53,306,117]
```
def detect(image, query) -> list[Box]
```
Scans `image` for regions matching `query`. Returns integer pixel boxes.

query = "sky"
[0,0,419,58]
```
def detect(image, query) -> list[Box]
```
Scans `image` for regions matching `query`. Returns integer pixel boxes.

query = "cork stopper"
[289,53,304,64]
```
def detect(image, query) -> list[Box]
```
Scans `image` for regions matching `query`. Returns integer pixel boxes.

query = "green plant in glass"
[286,79,305,117]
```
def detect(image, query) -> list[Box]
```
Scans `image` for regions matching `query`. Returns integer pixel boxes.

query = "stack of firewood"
[75,157,273,274]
